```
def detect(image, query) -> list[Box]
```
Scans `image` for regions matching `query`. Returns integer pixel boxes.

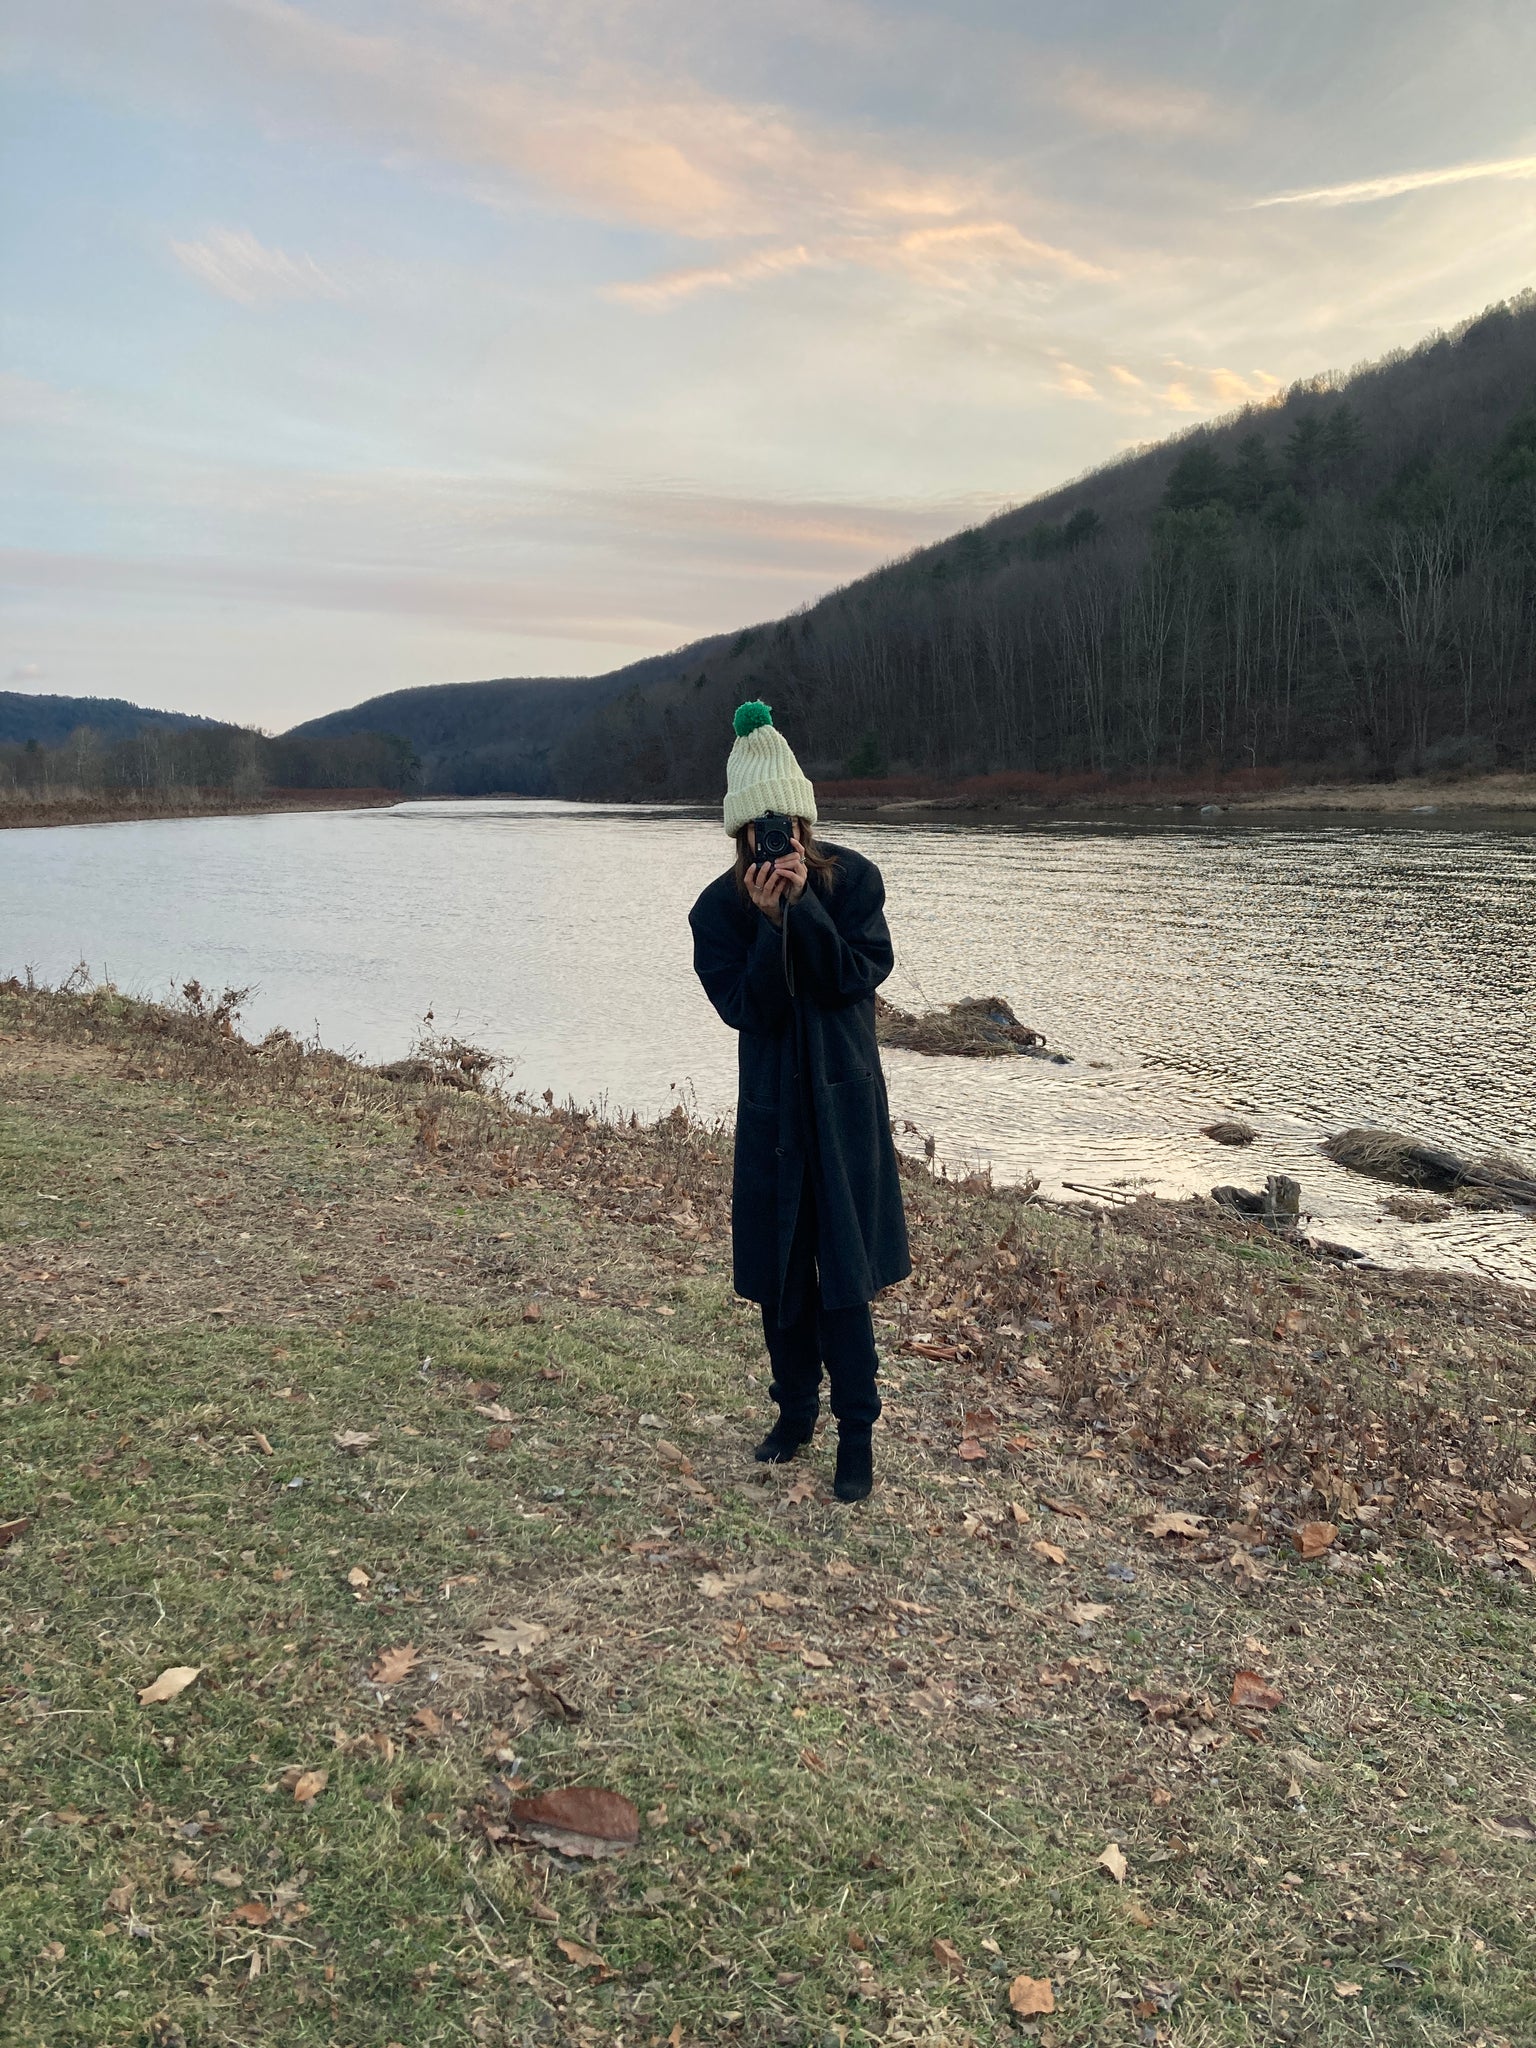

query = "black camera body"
[752,811,796,864]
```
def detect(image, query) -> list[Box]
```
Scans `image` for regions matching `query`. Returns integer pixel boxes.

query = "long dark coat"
[689,842,911,1315]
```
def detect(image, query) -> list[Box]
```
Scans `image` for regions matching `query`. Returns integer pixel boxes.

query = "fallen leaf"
[1030,1539,1068,1566]
[1295,1520,1338,1560]
[696,1572,747,1599]
[346,1566,370,1588]
[0,1515,30,1548]
[785,1476,817,1506]
[1042,1495,1089,1520]
[801,1648,832,1669]
[1098,1841,1128,1883]
[332,1430,378,1453]
[137,1665,200,1706]
[209,1867,244,1889]
[757,1590,794,1612]
[291,1769,328,1804]
[1008,1974,1055,2016]
[956,1437,986,1462]
[1231,1669,1284,1712]
[105,1883,133,1914]
[1068,1601,1111,1626]
[412,1706,446,1737]
[555,1936,605,1969]
[1009,1501,1031,1524]
[250,1432,274,1456]
[654,1439,694,1473]
[474,1402,515,1422]
[508,1786,641,1860]
[478,1622,548,1660]
[230,1899,272,1925]
[169,1852,198,1884]
[1147,1511,1205,1540]
[931,1936,966,1978]
[370,1644,420,1685]
[521,1301,543,1323]
[1124,1899,1155,1927]
[1483,1812,1536,1841]
[1128,1688,1190,1722]
[486,1428,514,1452]
[1333,1981,1362,1999]
[824,1559,858,1579]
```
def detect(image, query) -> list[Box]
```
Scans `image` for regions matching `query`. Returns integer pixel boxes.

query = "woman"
[689,702,911,1502]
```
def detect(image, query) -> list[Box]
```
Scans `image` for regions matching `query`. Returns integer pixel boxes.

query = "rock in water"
[875,994,1069,1062]
[1213,1174,1301,1228]
[1323,1128,1536,1208]
[1203,1120,1258,1147]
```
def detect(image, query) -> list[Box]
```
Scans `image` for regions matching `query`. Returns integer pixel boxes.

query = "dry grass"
[3,979,1535,2048]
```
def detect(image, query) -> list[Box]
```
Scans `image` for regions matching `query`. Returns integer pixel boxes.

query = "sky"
[3,0,1534,730]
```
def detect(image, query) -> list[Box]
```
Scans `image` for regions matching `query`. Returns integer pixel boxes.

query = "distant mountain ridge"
[0,691,230,748]
[285,640,729,796]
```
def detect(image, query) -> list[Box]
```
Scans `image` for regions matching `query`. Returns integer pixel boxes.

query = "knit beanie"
[722,702,818,838]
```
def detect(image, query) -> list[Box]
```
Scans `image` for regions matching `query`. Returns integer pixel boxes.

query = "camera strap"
[781,897,795,999]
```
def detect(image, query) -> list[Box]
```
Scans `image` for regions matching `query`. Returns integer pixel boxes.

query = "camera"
[752,811,796,864]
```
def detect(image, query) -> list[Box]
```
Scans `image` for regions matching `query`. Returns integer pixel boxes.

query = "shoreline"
[0,785,402,831]
[819,768,1536,823]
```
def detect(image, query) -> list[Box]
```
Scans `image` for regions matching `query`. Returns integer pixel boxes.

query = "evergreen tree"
[1231,432,1277,514]
[1163,440,1230,512]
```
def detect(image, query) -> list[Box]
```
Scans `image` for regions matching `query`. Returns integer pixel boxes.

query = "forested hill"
[301,291,1536,800]
[285,639,731,796]
[551,291,1536,799]
[0,692,228,747]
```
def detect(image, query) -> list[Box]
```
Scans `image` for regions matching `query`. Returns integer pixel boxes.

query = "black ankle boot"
[754,1416,814,1464]
[833,1432,873,1502]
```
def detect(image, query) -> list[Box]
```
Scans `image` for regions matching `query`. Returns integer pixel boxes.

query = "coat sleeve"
[690,896,791,1034]
[786,860,894,1009]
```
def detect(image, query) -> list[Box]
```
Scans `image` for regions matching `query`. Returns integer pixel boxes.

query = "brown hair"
[733,818,838,898]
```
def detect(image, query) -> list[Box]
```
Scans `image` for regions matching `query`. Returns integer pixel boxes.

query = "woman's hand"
[745,828,807,927]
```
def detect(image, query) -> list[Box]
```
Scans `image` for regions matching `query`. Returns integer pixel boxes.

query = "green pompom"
[732,700,774,738]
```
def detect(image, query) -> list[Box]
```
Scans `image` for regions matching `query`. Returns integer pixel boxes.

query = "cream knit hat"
[722,702,818,838]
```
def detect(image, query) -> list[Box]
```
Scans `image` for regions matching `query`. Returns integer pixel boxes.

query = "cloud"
[888,221,1111,285]
[1207,366,1282,403]
[1049,359,1099,400]
[19,0,1111,300]
[612,217,1110,309]
[608,243,821,306]
[0,370,85,425]
[170,226,342,304]
[7,661,48,683]
[1254,151,1536,209]
[1055,64,1235,141]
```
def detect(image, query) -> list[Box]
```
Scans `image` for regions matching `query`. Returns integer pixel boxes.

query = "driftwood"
[875,994,1069,1062]
[1323,1127,1536,1210]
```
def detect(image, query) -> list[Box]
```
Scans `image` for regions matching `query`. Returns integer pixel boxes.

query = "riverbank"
[0,787,402,831]
[820,769,1536,823]
[2,981,1533,2046]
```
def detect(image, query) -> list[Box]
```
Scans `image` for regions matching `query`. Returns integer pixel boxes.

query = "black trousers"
[761,1175,881,1436]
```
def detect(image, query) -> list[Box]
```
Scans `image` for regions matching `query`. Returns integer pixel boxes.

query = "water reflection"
[3,799,1533,1286]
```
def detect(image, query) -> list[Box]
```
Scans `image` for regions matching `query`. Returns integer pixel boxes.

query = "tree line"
[0,722,418,801]
[549,294,1536,798]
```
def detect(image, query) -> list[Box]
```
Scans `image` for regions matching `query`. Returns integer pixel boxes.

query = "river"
[4,799,1534,1286]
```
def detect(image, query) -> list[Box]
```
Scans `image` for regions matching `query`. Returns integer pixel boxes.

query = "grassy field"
[2,980,1534,2048]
